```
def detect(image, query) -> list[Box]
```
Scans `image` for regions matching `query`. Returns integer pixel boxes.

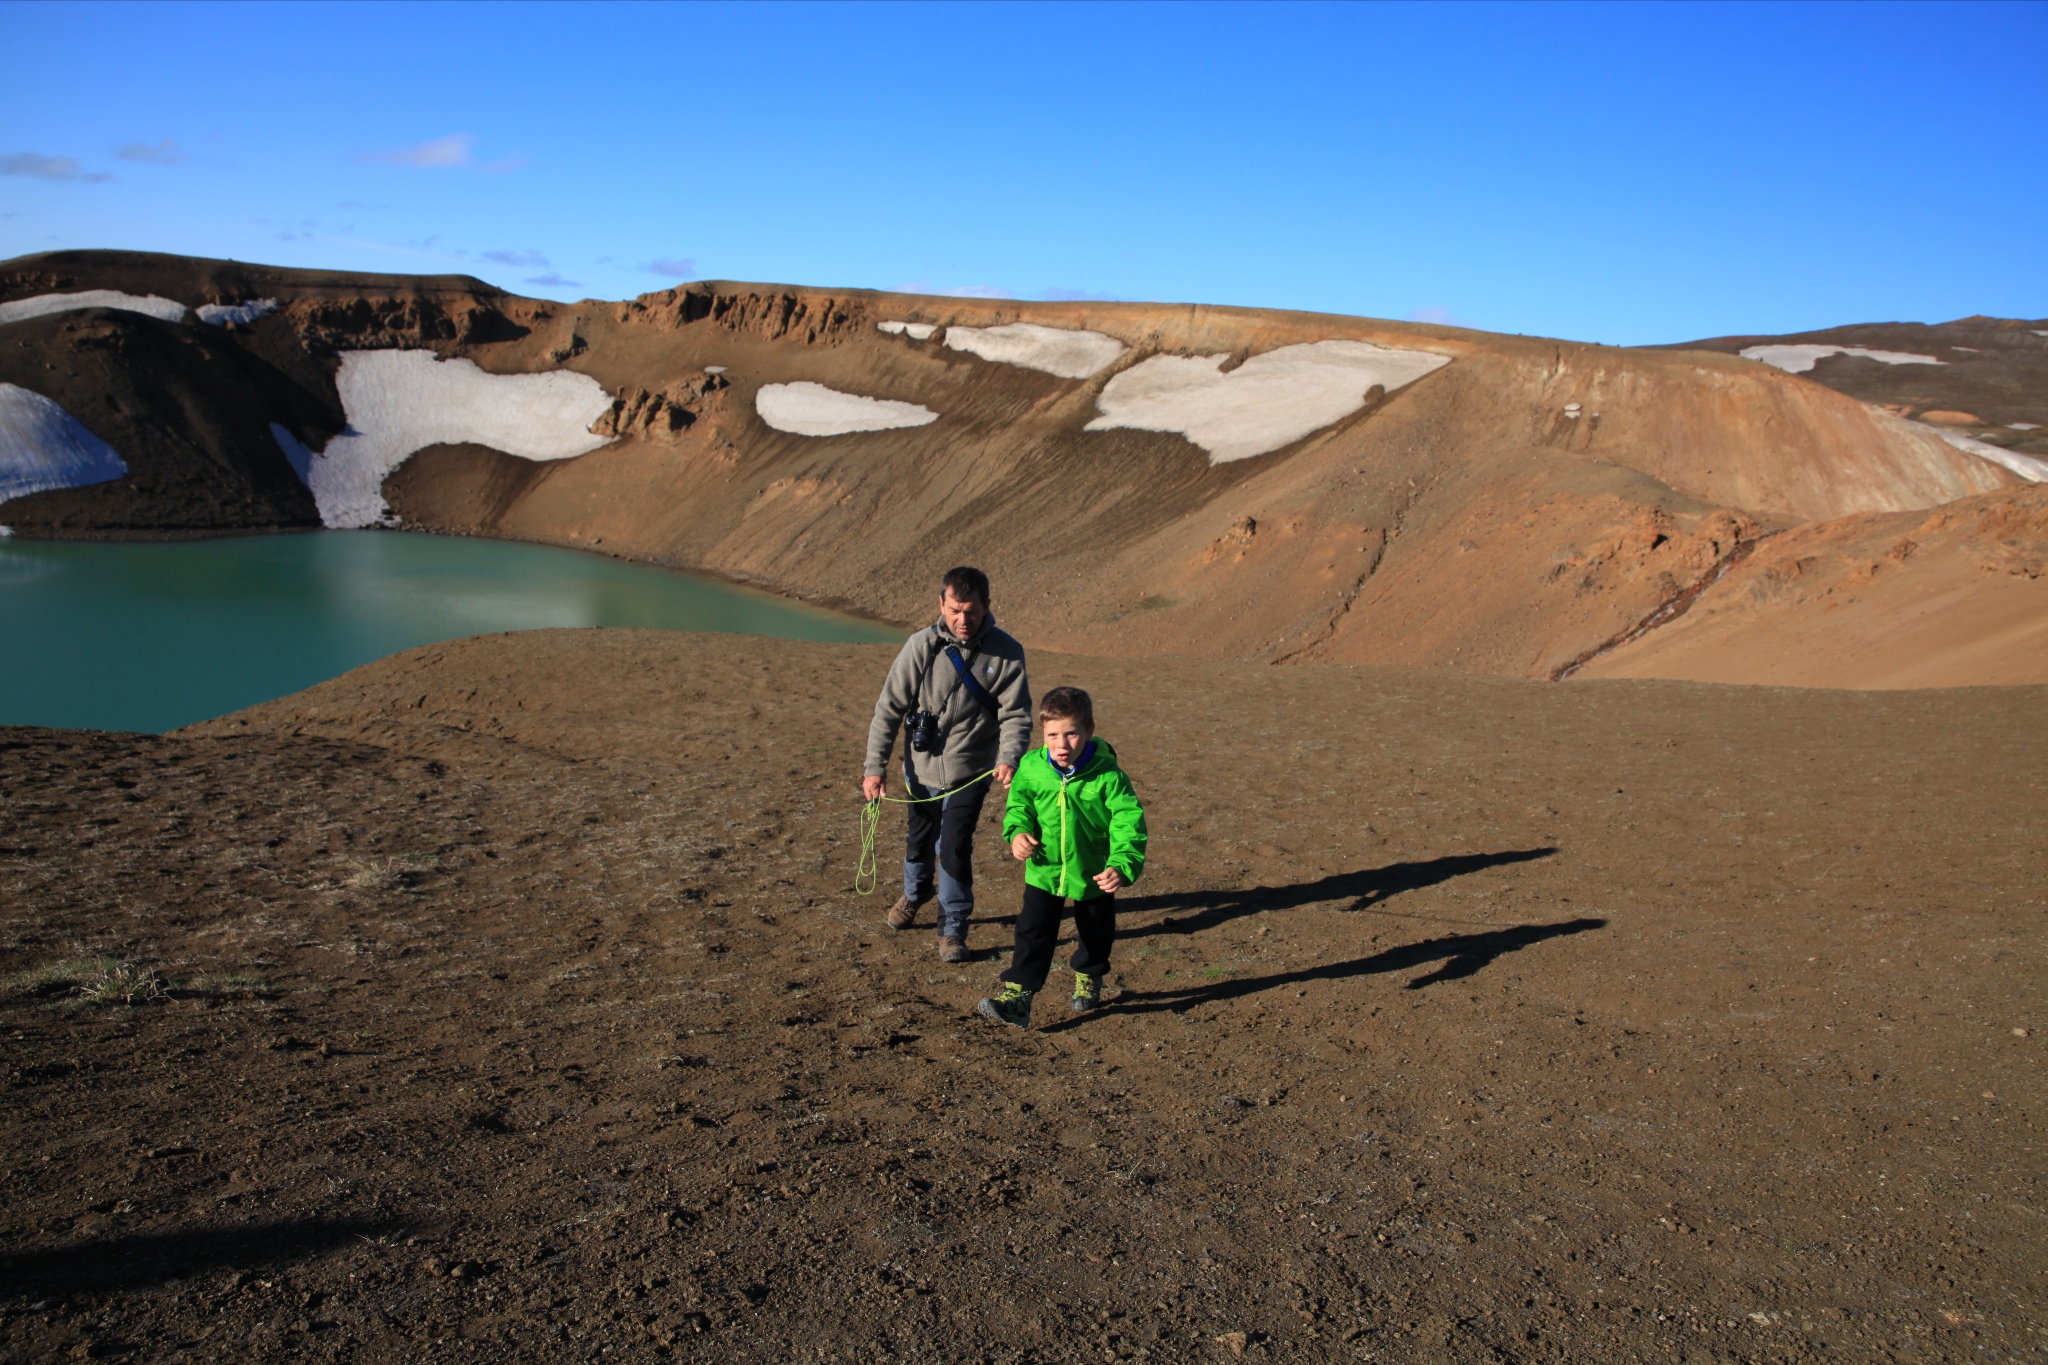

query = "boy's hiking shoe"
[1070,972,1104,1013]
[885,896,924,931]
[938,935,969,964]
[977,982,1032,1029]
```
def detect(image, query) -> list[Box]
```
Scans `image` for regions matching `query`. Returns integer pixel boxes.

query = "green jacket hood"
[1002,737,1148,901]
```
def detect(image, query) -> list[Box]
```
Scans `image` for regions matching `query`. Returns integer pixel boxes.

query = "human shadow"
[1117,847,1559,941]
[0,1217,392,1299]
[1100,915,1608,1018]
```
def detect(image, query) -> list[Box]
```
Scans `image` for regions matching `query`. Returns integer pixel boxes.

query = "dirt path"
[2,631,2042,1362]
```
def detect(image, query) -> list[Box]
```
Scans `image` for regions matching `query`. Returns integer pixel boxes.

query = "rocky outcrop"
[589,373,730,442]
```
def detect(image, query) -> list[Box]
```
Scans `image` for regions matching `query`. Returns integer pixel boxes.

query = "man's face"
[940,588,988,640]
[1043,714,1092,769]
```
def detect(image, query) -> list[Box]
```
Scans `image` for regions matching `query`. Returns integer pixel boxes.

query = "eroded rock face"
[591,374,729,442]
[2,248,2038,685]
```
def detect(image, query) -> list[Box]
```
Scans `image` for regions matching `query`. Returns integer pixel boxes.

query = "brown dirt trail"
[2,631,2042,1361]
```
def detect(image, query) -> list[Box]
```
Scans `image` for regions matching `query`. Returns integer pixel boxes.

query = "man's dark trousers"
[1001,884,1116,990]
[902,776,990,942]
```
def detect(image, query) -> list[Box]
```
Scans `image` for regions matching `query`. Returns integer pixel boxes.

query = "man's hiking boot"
[1071,972,1104,1013]
[977,981,1033,1029]
[885,896,924,931]
[938,935,969,964]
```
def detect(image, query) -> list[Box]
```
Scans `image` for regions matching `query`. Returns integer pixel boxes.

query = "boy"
[977,686,1148,1028]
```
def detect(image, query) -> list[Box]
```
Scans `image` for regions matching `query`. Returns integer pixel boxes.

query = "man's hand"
[862,775,885,802]
[994,763,1016,788]
[1010,831,1041,862]
[1092,866,1127,894]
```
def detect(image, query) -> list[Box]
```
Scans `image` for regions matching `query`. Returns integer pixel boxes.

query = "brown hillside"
[3,250,2038,684]
[3,630,2041,1359]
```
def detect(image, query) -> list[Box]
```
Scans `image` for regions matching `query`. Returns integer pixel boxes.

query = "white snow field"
[1086,340,1451,464]
[943,322,1126,379]
[877,321,939,341]
[1915,422,2048,484]
[755,382,939,437]
[196,298,280,326]
[0,383,129,505]
[0,290,188,326]
[270,423,314,485]
[1739,344,1944,373]
[309,350,615,528]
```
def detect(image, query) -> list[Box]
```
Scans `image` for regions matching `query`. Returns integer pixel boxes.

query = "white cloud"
[647,257,697,278]
[1,152,111,183]
[524,272,581,290]
[113,138,189,165]
[481,248,550,268]
[361,133,477,168]
[894,280,1016,300]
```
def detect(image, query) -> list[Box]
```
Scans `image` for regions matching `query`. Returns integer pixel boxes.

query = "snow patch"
[0,290,189,326]
[309,350,615,528]
[1086,340,1451,464]
[197,298,280,326]
[0,383,130,505]
[1740,344,1944,373]
[944,322,1125,378]
[270,423,314,485]
[2009,422,2040,431]
[1915,422,2048,484]
[878,320,939,341]
[756,382,939,437]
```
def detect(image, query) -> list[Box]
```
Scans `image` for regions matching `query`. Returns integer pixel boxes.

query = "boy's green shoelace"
[853,769,995,896]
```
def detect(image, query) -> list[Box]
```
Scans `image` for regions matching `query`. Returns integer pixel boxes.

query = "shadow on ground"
[1095,915,1609,1019]
[0,1218,392,1299]
[1118,847,1560,940]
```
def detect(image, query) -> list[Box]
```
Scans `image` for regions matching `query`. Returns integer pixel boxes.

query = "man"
[862,566,1032,962]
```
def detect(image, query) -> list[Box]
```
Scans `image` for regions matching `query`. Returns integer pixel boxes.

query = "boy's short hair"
[1039,686,1094,730]
[940,566,990,604]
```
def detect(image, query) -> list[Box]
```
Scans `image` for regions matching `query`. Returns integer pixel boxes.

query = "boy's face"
[1043,713,1093,769]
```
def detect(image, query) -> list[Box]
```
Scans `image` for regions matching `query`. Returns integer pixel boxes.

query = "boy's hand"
[1010,832,1041,861]
[994,763,1016,788]
[1093,867,1126,893]
[862,775,885,802]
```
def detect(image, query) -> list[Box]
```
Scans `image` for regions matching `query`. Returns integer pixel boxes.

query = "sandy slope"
[1,630,2041,1361]
[1,250,2041,685]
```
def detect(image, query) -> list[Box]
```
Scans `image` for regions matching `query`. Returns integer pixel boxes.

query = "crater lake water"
[0,531,899,732]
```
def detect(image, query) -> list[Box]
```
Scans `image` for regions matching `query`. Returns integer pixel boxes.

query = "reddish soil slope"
[1,631,2041,1360]
[3,250,2040,685]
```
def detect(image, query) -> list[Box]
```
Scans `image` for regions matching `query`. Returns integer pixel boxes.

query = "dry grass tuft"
[3,957,168,1006]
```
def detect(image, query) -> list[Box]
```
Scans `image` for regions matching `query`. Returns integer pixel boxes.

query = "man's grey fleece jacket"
[864,618,1032,793]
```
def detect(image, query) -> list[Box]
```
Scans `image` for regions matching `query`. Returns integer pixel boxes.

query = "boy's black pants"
[1001,884,1115,991]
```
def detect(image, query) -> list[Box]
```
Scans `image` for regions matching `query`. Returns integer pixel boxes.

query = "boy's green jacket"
[1001,739,1148,900]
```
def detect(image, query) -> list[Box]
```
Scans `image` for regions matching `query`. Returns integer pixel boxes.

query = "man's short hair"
[940,566,990,605]
[1039,686,1094,730]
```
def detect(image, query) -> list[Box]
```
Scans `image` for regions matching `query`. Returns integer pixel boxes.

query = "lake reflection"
[0,531,897,732]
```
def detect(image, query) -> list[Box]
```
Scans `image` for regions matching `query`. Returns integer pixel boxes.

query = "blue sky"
[2,0,2042,345]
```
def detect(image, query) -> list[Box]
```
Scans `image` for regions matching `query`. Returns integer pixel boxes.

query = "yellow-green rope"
[853,769,996,896]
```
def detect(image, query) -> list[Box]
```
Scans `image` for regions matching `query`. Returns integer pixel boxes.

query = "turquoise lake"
[0,531,898,733]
